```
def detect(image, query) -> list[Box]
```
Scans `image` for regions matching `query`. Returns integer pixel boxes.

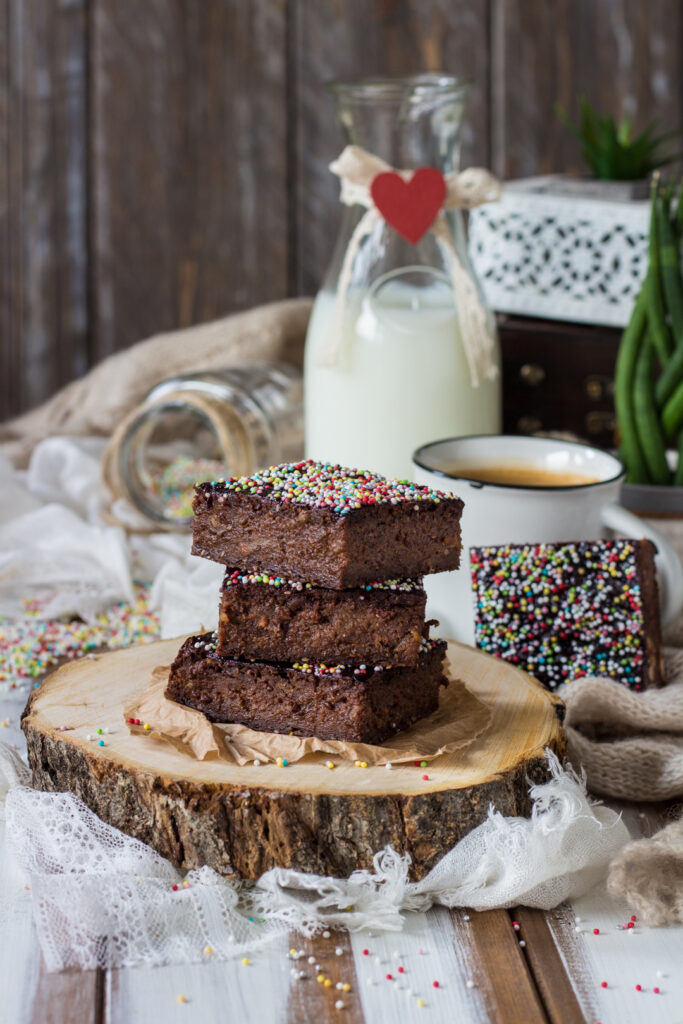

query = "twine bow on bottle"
[322,145,502,386]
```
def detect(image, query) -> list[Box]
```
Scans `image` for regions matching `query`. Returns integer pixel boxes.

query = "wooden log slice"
[22,639,565,881]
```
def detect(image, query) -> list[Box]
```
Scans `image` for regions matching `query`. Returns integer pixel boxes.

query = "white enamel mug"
[412,435,683,645]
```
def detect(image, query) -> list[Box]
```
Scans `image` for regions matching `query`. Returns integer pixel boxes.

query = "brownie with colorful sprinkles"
[217,569,428,667]
[167,633,449,744]
[192,460,463,589]
[470,538,664,691]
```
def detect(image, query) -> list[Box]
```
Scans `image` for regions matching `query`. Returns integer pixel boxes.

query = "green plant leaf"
[556,96,681,179]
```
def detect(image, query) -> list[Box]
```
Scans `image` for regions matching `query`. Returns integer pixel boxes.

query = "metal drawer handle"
[517,415,543,434]
[584,375,615,400]
[519,363,546,387]
[585,410,616,435]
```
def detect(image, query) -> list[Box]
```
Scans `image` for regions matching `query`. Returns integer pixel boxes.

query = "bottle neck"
[333,75,469,173]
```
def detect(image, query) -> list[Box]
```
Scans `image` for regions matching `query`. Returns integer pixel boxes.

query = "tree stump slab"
[22,639,565,880]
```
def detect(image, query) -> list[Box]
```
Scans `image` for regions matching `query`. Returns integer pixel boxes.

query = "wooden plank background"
[1,0,682,420]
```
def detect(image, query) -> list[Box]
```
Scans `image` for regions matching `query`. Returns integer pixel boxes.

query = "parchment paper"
[123,666,492,766]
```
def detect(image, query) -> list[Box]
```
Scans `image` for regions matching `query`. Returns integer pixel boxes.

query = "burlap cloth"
[1,298,682,922]
[0,298,313,469]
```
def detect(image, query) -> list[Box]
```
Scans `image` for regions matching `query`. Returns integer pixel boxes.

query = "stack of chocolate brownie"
[166,460,464,744]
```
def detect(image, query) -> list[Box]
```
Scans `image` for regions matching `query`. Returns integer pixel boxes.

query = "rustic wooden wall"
[1,0,682,420]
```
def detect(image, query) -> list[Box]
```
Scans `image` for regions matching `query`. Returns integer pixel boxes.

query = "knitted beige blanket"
[563,651,683,924]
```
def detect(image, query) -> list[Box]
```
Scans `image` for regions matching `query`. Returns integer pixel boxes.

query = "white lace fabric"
[0,744,629,971]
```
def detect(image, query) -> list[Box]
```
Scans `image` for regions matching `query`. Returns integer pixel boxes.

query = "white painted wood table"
[1,680,681,1024]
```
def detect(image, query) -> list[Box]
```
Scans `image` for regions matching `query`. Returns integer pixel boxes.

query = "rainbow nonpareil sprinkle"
[0,584,159,691]
[149,455,227,520]
[193,632,446,679]
[222,569,423,593]
[470,539,654,690]
[201,460,450,514]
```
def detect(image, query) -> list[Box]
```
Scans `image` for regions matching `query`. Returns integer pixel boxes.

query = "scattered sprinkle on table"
[0,584,159,691]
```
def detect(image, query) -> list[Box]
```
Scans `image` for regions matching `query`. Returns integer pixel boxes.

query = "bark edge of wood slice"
[22,638,565,880]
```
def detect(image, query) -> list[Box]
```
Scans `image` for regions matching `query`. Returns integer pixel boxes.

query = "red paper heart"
[370,167,447,245]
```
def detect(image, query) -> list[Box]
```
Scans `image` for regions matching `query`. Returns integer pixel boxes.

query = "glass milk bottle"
[304,74,501,480]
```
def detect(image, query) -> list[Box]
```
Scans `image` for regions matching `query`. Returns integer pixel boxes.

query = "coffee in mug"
[442,462,599,488]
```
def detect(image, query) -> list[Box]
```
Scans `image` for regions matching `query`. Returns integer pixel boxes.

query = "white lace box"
[468,175,650,328]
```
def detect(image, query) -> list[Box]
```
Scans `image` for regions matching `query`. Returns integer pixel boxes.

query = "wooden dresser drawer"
[499,315,621,447]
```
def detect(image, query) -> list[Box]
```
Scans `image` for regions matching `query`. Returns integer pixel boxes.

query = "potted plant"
[468,98,679,329]
[615,175,683,517]
[555,98,679,199]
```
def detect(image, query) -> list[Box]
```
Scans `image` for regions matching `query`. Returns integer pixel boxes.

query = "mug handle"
[600,502,683,628]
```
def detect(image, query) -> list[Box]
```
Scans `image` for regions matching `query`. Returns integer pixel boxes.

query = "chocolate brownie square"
[217,569,428,666]
[167,633,448,744]
[470,538,664,691]
[192,460,463,589]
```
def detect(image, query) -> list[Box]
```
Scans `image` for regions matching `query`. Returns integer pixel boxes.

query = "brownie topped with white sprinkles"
[470,538,664,691]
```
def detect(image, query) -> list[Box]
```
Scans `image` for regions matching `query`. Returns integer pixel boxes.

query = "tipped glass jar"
[103,363,303,529]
